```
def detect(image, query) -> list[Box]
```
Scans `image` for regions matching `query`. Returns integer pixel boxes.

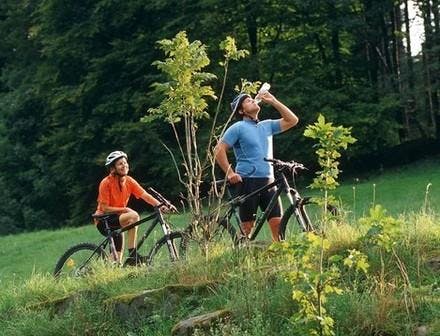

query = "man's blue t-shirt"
[221,119,282,178]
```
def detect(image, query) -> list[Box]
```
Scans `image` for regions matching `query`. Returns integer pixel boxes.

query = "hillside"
[0,157,439,335]
[335,154,440,216]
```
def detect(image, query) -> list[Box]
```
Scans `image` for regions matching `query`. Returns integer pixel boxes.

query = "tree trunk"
[363,0,379,88]
[430,0,440,138]
[245,13,258,56]
[380,12,396,88]
[403,0,416,89]
[244,6,259,78]
[392,2,410,140]
[432,0,439,55]
[420,0,439,136]
[403,0,418,138]
[328,1,342,87]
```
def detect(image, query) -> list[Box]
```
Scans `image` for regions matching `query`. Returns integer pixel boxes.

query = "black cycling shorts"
[96,214,123,252]
[229,177,282,222]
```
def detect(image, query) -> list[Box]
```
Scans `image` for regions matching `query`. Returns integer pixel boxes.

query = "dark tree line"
[0,0,438,234]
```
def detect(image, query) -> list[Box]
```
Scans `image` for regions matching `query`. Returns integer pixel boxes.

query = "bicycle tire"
[279,203,315,240]
[182,214,239,246]
[53,242,107,278]
[146,231,186,266]
[214,216,239,245]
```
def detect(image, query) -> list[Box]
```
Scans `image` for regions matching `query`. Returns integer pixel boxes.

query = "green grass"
[0,212,189,285]
[1,156,439,284]
[0,226,97,285]
[1,155,435,285]
[0,156,439,335]
[334,156,440,218]
[0,213,438,335]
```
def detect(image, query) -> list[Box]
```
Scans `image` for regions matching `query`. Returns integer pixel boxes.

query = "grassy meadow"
[0,156,439,335]
[334,156,440,217]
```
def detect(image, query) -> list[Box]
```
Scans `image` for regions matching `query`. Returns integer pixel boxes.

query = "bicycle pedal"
[124,254,148,267]
[235,235,250,245]
[110,261,122,267]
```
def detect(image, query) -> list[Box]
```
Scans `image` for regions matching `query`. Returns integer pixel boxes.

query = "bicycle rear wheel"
[209,215,239,246]
[53,242,107,278]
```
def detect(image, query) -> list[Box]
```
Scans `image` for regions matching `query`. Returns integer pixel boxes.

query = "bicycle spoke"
[279,203,318,240]
[147,231,187,266]
[54,243,107,278]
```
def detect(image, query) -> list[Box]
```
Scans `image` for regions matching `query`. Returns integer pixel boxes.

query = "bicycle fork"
[286,187,310,232]
[158,213,179,261]
[103,221,119,262]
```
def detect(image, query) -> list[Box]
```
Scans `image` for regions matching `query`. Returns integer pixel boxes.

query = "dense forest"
[0,0,438,234]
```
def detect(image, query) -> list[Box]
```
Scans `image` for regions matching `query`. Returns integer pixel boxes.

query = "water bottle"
[254,82,271,104]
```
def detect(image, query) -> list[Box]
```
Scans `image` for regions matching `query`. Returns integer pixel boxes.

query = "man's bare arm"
[214,142,242,184]
[260,92,299,131]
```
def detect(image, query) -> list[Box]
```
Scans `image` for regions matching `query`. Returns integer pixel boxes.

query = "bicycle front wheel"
[53,242,107,278]
[279,203,315,240]
[146,231,187,266]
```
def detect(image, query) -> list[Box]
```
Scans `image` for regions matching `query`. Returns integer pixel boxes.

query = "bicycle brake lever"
[148,187,174,208]
[229,195,245,206]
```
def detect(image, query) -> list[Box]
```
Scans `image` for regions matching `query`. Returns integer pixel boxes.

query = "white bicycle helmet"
[105,151,128,166]
[230,93,251,114]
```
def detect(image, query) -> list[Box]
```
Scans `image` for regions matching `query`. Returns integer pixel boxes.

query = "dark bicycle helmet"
[230,93,251,114]
[105,151,128,166]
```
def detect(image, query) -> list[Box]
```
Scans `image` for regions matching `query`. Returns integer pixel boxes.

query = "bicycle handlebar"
[264,158,307,172]
[147,187,177,212]
[213,158,306,187]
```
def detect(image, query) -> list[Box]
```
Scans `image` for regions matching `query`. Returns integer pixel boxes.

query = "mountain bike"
[189,158,331,246]
[53,188,186,277]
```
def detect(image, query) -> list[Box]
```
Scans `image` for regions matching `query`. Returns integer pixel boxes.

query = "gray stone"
[107,281,219,321]
[171,309,232,336]
[415,325,428,336]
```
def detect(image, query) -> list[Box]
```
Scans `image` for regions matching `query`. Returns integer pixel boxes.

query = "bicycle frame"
[54,188,183,277]
[96,207,175,261]
[223,168,303,240]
